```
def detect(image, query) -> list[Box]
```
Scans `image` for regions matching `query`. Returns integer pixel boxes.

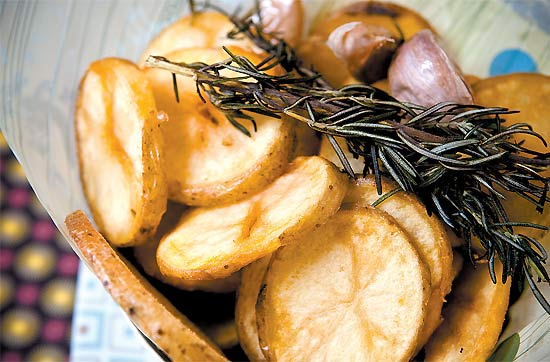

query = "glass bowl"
[1,0,549,360]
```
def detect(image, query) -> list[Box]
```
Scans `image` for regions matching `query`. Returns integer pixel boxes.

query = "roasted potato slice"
[75,58,167,247]
[134,202,240,293]
[157,156,348,279]
[256,208,430,361]
[145,47,295,206]
[425,260,511,362]
[342,176,454,347]
[65,210,225,362]
[138,12,257,67]
[473,73,550,244]
[236,256,271,361]
[134,236,240,293]
[473,73,550,154]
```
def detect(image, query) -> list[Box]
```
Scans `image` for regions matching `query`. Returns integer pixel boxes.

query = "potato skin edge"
[64,210,226,362]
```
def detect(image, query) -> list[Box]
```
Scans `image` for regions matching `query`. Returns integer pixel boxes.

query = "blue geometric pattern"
[70,265,161,362]
[74,311,103,349]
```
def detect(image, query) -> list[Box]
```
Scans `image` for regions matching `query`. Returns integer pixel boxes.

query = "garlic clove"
[388,29,473,107]
[259,0,304,46]
[327,21,398,84]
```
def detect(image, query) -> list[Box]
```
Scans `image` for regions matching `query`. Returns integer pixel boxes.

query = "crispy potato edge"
[64,210,226,362]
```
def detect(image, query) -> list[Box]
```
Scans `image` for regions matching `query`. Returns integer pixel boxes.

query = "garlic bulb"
[259,0,303,46]
[327,21,398,84]
[389,29,473,106]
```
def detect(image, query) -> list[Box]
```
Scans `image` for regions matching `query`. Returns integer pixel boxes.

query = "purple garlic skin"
[389,29,473,107]
[260,0,303,47]
[327,22,398,84]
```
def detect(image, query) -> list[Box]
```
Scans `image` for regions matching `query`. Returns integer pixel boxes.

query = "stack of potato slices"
[68,1,548,361]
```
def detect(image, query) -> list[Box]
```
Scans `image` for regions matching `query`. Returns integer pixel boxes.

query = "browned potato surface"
[157,156,348,280]
[473,73,550,244]
[65,210,225,362]
[425,260,511,362]
[138,12,258,67]
[256,208,430,361]
[145,47,295,206]
[75,58,167,247]
[451,250,464,282]
[464,74,480,87]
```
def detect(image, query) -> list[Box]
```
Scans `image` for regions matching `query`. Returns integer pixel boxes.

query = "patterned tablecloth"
[1,133,78,362]
[70,265,162,362]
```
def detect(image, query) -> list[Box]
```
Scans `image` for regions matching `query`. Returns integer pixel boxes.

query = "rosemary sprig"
[146,53,550,312]
[145,5,550,312]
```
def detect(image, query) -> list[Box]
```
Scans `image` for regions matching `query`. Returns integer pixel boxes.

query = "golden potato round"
[463,74,481,87]
[425,260,511,362]
[75,58,167,247]
[343,176,454,349]
[134,237,240,293]
[371,78,390,93]
[138,12,258,67]
[451,250,464,281]
[157,156,348,280]
[133,202,240,293]
[65,211,225,362]
[203,319,239,349]
[145,46,295,206]
[256,208,430,361]
[472,73,550,153]
[472,73,550,245]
